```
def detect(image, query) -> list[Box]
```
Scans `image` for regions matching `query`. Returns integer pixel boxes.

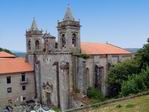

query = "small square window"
[23,97,26,101]
[22,86,26,90]
[7,87,12,93]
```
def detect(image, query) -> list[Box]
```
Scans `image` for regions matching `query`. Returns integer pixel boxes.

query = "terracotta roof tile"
[0,57,33,74]
[81,42,131,55]
[0,51,16,58]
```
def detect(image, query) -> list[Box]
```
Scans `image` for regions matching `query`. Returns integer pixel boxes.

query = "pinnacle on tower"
[64,5,75,21]
[30,17,39,31]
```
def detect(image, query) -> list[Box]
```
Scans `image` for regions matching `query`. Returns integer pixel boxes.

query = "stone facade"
[25,6,133,111]
[0,72,35,107]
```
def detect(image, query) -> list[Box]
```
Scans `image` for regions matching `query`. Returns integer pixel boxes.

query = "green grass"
[81,95,149,112]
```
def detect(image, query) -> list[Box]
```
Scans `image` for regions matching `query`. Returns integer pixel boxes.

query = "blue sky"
[0,0,149,51]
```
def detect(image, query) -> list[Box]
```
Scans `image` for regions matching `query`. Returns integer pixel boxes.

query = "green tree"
[0,47,14,54]
[107,60,140,97]
[135,38,149,69]
[107,38,149,97]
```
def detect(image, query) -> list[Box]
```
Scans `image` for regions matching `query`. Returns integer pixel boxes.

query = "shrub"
[87,87,104,101]
[115,104,122,108]
[78,54,90,59]
[121,68,149,96]
[121,77,140,96]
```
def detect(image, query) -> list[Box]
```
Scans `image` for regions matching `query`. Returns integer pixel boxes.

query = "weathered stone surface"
[25,7,133,111]
[0,72,35,107]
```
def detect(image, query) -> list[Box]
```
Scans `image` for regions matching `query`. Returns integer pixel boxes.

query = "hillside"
[81,94,149,112]
[126,48,139,53]
[0,47,13,54]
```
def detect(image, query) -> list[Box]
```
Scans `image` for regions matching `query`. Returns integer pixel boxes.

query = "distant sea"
[12,51,26,57]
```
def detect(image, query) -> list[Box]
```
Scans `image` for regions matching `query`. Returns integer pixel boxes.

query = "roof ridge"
[81,42,132,55]
[106,43,131,53]
[81,42,104,44]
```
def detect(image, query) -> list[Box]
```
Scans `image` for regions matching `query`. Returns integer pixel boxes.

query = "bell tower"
[57,6,81,54]
[26,18,43,54]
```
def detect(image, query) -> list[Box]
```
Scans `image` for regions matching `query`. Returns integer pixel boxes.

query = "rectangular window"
[22,86,26,90]
[7,87,12,93]
[21,73,25,81]
[8,99,12,104]
[23,97,26,101]
[55,42,58,49]
[7,76,11,84]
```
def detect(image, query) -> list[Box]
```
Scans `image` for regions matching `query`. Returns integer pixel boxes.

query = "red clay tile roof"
[81,42,131,55]
[0,51,16,58]
[0,57,33,74]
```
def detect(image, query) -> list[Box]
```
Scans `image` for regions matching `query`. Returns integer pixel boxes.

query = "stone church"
[25,6,132,110]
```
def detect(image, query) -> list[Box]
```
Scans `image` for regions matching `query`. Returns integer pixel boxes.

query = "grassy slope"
[82,95,149,112]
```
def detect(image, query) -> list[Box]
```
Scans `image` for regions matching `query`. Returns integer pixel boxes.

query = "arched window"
[28,40,31,50]
[35,40,40,49]
[86,68,89,87]
[72,33,77,47]
[61,34,66,48]
[95,65,103,90]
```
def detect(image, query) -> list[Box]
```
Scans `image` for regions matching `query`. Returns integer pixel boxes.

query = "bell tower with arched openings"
[26,18,43,54]
[57,5,81,54]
